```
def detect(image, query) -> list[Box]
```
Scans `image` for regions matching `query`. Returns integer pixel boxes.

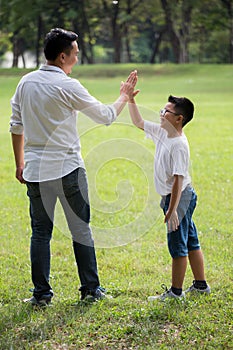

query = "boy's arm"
[128,98,144,130]
[164,174,183,232]
[116,70,144,130]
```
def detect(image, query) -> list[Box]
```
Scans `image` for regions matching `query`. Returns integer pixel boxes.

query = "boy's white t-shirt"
[144,120,191,196]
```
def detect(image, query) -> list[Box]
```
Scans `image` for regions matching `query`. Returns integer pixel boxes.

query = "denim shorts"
[160,186,200,258]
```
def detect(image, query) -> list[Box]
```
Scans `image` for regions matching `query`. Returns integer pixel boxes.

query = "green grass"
[0,64,233,349]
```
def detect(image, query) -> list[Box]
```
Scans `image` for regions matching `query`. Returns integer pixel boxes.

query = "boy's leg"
[152,187,193,300]
[160,191,189,296]
[186,206,210,292]
[186,216,210,293]
[172,256,188,289]
[188,249,205,281]
[148,254,187,300]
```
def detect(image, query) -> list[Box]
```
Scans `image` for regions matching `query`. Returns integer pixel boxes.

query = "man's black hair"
[44,28,78,61]
[168,95,194,127]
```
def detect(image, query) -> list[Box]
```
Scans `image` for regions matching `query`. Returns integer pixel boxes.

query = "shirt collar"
[39,64,66,75]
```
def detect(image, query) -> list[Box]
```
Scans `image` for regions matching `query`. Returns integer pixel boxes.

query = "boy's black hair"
[168,95,194,127]
[44,28,78,61]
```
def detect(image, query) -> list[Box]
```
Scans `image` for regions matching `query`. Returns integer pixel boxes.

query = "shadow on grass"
[1,291,231,349]
[0,298,97,348]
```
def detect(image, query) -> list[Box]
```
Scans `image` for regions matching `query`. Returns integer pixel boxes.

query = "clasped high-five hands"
[120,70,140,102]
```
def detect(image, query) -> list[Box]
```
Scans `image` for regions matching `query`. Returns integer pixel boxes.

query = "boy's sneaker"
[148,284,185,301]
[185,281,211,294]
[80,287,107,302]
[23,295,52,307]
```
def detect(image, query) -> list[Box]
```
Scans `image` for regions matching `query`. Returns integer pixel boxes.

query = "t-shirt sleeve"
[171,145,190,177]
[144,120,161,141]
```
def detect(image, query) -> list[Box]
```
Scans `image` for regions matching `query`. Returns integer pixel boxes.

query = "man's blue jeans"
[26,167,100,300]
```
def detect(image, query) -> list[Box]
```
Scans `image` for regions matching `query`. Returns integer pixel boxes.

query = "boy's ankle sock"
[171,286,183,296]
[194,280,208,290]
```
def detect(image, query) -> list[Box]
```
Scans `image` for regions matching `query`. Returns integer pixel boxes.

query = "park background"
[0,0,233,67]
[0,1,233,349]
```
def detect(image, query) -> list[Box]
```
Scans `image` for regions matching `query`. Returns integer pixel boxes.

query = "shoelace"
[161,284,169,294]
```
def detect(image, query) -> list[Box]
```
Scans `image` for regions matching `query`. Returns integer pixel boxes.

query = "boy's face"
[160,102,182,132]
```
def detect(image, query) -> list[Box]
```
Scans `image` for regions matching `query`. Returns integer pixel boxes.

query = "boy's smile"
[160,102,183,135]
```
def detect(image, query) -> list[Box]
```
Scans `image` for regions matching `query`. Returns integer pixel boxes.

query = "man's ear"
[177,115,183,124]
[59,52,65,62]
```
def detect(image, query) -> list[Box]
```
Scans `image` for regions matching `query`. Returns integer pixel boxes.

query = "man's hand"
[164,209,179,232]
[16,166,25,184]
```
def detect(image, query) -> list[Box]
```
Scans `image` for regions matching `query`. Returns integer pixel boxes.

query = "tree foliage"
[0,0,232,67]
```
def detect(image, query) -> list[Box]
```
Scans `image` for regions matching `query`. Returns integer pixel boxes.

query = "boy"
[125,71,210,300]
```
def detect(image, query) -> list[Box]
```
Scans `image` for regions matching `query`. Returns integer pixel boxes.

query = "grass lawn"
[0,64,232,349]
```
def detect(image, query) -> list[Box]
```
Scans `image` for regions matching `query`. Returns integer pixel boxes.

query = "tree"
[0,0,45,67]
[70,0,97,64]
[191,0,230,63]
[100,0,147,63]
[101,0,123,63]
[0,0,232,66]
[160,0,180,63]
[220,0,233,63]
[160,0,196,63]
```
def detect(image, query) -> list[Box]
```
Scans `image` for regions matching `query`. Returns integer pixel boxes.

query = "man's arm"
[71,70,139,125]
[113,70,139,116]
[112,91,129,116]
[11,133,25,184]
[164,175,183,232]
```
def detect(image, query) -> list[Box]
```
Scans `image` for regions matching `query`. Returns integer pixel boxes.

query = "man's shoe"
[80,287,107,302]
[148,284,185,301]
[23,295,52,307]
[185,281,211,294]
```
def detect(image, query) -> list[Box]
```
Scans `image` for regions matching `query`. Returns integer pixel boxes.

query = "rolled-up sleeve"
[9,93,24,135]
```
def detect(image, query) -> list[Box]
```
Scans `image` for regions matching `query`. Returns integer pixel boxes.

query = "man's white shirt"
[10,65,117,182]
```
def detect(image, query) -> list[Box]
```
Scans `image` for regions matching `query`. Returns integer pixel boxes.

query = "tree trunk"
[113,34,122,63]
[75,0,94,64]
[36,15,43,67]
[125,27,132,63]
[21,53,26,68]
[112,1,122,63]
[150,28,166,64]
[12,36,20,67]
[160,0,180,63]
[179,1,193,63]
[221,0,233,63]
[231,17,233,63]
[124,0,133,63]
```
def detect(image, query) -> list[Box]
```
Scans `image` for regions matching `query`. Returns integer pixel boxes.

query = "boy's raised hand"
[120,70,140,101]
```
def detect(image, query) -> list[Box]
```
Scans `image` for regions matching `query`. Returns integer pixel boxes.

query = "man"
[10,28,136,306]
